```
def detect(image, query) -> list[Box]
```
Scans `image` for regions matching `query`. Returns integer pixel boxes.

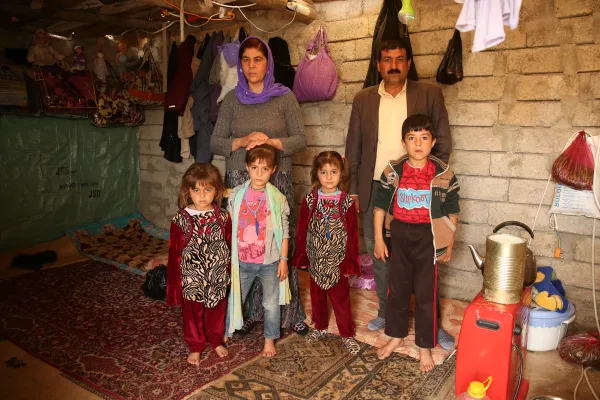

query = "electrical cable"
[573,136,600,400]
[148,21,178,35]
[532,130,600,399]
[584,366,600,400]
[120,28,135,36]
[238,7,296,33]
[206,0,297,33]
[168,11,234,27]
[163,0,209,18]
[512,344,523,400]
[571,224,599,400]
[163,0,235,20]
[574,366,599,400]
[212,1,257,8]
[530,174,553,246]
[593,219,600,334]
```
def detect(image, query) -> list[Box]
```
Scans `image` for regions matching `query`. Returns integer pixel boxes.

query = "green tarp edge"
[0,115,139,250]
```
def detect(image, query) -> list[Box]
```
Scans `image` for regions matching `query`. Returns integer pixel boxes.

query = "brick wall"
[139,0,600,330]
[139,110,227,229]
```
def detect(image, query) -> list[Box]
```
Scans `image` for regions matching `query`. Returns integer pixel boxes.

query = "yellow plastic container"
[456,377,492,400]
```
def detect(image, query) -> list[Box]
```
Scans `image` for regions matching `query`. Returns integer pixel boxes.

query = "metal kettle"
[468,221,537,304]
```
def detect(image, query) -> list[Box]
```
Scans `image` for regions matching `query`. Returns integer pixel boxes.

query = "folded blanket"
[75,219,168,272]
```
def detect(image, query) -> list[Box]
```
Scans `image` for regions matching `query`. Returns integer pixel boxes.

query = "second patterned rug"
[194,333,455,399]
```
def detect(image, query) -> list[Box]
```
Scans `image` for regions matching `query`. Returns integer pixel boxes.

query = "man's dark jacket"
[345,79,452,213]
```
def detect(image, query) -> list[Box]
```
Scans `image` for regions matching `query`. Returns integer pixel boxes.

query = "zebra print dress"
[174,208,231,308]
[305,191,352,290]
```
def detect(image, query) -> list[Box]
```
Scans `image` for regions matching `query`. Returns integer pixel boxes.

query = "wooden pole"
[162,23,168,92]
[179,0,185,43]
[0,5,163,30]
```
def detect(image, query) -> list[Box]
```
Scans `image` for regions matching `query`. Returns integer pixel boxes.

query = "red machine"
[456,287,532,400]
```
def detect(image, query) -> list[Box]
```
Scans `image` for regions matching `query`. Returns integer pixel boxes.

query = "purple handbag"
[293,26,338,103]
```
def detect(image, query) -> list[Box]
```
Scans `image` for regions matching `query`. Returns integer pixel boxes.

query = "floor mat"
[0,235,87,278]
[298,271,467,365]
[67,211,170,275]
[75,219,168,273]
[194,334,455,399]
[0,261,272,400]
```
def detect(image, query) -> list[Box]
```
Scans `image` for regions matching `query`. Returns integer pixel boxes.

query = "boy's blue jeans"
[226,261,281,339]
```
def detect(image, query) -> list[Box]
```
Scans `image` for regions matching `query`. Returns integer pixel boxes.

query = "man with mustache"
[345,39,454,349]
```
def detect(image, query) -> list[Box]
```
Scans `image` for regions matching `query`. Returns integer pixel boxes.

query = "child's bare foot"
[187,352,200,365]
[215,345,228,358]
[376,337,404,360]
[262,338,276,358]
[419,348,435,372]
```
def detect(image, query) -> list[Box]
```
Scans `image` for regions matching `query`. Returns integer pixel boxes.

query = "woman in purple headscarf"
[211,37,308,335]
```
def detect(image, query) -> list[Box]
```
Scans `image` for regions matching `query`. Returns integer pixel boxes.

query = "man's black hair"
[376,39,413,61]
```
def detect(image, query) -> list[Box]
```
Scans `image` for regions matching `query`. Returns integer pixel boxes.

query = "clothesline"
[200,24,249,38]
[168,23,250,42]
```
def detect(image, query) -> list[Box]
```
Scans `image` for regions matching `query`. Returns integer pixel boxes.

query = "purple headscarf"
[235,36,290,105]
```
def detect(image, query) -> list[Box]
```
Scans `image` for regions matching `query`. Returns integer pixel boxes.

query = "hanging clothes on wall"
[164,35,196,114]
[180,36,207,159]
[209,31,224,124]
[190,32,217,163]
[238,27,247,41]
[456,0,522,52]
[160,41,183,163]
[363,0,418,89]
[269,37,295,90]
[217,34,240,103]
[209,35,226,86]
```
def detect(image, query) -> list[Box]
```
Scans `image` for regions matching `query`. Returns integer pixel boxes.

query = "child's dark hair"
[178,163,225,209]
[310,151,350,193]
[402,114,435,141]
[245,144,278,169]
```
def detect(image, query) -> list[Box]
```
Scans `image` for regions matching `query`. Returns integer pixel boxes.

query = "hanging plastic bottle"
[456,377,492,400]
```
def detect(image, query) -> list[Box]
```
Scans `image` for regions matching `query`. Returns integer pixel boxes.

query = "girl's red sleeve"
[339,202,361,277]
[292,198,310,270]
[166,222,184,306]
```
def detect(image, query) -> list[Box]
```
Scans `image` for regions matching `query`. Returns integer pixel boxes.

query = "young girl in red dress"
[293,151,362,354]
[166,163,231,365]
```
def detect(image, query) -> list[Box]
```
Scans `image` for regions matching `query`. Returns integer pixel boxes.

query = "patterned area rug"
[298,271,467,365]
[194,334,455,399]
[0,261,272,400]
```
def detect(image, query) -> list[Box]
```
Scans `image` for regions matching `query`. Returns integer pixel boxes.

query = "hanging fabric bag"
[293,26,338,103]
[436,29,464,85]
[552,130,595,191]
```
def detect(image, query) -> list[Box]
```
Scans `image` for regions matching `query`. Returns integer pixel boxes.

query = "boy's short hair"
[402,114,435,141]
[377,39,413,61]
[245,144,278,169]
